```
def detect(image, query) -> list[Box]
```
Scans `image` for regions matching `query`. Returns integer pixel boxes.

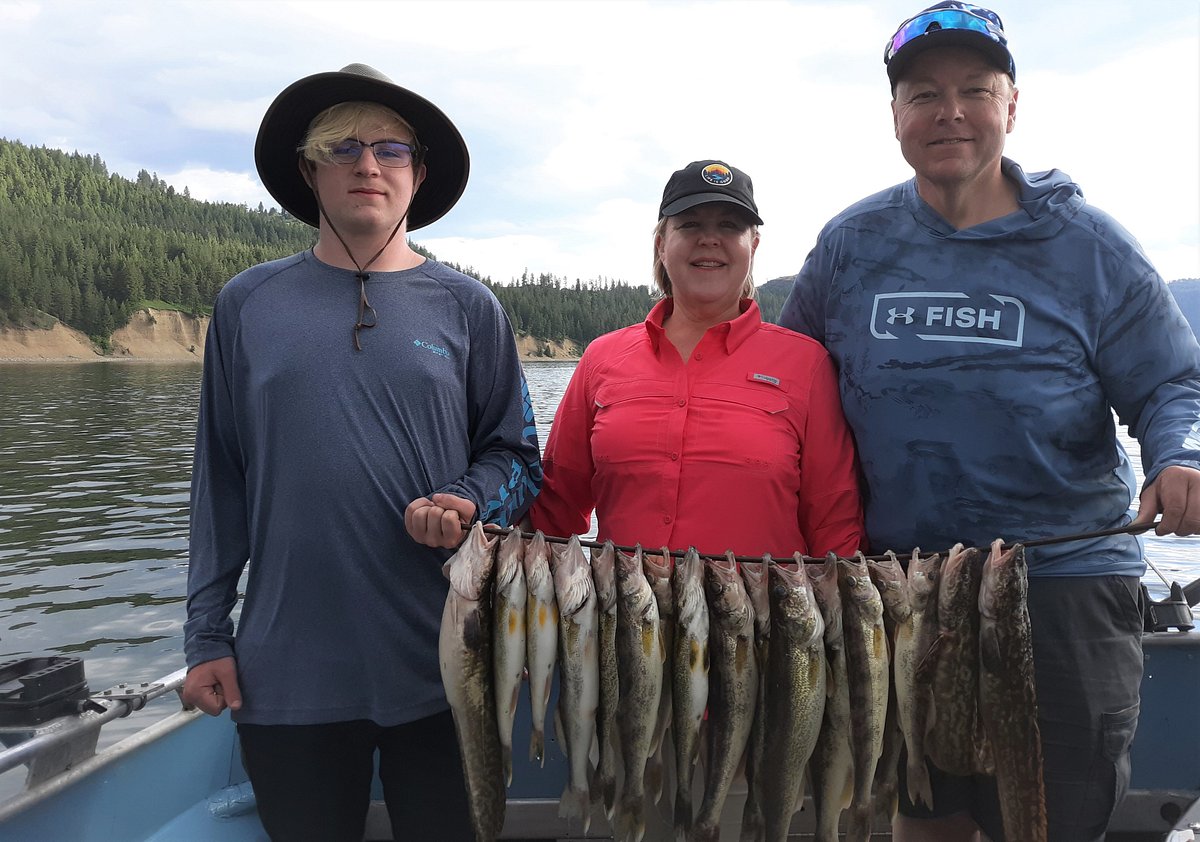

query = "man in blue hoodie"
[780,4,1200,841]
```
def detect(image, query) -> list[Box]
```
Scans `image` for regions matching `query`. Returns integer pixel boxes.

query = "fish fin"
[502,743,512,788]
[558,784,591,833]
[530,726,544,766]
[553,705,567,760]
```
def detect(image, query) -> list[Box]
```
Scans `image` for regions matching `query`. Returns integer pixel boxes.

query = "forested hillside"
[0,138,797,351]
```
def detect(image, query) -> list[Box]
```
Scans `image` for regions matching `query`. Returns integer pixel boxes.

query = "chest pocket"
[691,382,789,415]
[594,379,675,408]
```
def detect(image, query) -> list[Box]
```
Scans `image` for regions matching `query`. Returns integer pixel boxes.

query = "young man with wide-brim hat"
[182,63,542,841]
[781,3,1200,842]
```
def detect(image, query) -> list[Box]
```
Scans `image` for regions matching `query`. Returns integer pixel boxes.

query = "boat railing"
[0,665,187,784]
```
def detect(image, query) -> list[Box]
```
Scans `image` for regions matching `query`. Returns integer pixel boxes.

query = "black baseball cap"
[658,160,763,225]
[884,2,1015,89]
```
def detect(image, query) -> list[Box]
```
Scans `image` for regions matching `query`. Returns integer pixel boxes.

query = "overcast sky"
[2,0,1197,285]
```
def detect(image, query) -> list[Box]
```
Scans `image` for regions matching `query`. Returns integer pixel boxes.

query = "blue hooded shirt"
[780,158,1200,576]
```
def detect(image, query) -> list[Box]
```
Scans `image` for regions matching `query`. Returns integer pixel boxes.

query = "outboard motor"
[0,657,96,787]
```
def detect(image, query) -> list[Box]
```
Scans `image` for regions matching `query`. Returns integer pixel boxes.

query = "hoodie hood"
[906,157,1085,241]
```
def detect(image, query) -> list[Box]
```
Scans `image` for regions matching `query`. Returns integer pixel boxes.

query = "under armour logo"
[887,307,915,325]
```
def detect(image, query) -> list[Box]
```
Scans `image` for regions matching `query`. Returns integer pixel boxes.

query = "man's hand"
[1133,464,1200,536]
[405,493,478,548]
[181,656,242,716]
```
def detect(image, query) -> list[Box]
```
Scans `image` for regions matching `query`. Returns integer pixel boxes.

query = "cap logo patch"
[701,164,732,186]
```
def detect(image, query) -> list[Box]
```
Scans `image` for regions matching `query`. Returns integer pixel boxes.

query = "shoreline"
[0,309,581,364]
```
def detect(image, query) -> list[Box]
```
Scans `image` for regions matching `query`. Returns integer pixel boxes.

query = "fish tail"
[502,743,512,788]
[845,804,873,842]
[616,793,646,842]
[529,727,544,766]
[907,756,934,810]
[691,821,721,842]
[558,784,591,833]
[740,791,764,842]
[673,789,693,840]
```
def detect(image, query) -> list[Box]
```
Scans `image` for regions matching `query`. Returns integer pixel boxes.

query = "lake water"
[0,360,1197,747]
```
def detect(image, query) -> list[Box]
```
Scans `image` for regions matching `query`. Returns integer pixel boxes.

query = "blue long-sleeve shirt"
[184,251,541,725]
[780,159,1200,576]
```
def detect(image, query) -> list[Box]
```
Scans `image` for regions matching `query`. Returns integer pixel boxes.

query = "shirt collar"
[644,297,762,356]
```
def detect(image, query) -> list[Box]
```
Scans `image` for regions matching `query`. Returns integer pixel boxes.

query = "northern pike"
[523,530,558,767]
[739,555,771,842]
[694,552,758,842]
[492,527,527,787]
[591,540,621,821]
[551,534,600,830]
[642,547,675,806]
[978,540,1046,842]
[838,552,889,842]
[922,543,983,778]
[762,558,826,842]
[808,553,853,842]
[904,547,943,809]
[671,547,709,840]
[438,522,505,842]
[867,550,913,825]
[614,545,664,842]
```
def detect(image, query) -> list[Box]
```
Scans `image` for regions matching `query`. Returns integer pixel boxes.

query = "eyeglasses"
[329,139,416,168]
[885,4,1009,68]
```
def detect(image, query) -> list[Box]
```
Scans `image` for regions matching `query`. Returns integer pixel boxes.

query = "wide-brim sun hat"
[884,2,1015,89]
[254,63,469,230]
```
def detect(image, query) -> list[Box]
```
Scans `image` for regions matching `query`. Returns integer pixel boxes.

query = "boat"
[0,583,1196,842]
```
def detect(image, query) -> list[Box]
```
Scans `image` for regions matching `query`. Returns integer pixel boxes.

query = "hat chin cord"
[309,169,419,351]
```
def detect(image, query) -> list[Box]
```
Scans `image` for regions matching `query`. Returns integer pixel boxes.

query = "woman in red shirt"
[529,160,864,560]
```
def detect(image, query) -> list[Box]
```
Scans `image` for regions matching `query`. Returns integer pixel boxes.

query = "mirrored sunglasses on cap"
[884,3,1012,74]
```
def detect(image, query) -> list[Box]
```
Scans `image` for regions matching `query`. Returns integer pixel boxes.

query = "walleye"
[694,552,758,842]
[439,522,505,842]
[739,556,771,842]
[808,553,853,842]
[591,540,621,822]
[614,545,664,842]
[978,540,1046,842]
[761,557,826,842]
[904,547,943,809]
[671,547,710,840]
[867,550,913,825]
[551,534,600,831]
[642,547,675,806]
[922,543,983,778]
[492,528,527,787]
[523,531,558,767]
[838,552,889,842]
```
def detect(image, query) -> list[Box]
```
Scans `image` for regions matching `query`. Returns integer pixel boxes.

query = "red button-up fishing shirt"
[530,298,864,558]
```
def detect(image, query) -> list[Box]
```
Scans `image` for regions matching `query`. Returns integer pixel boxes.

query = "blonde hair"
[299,102,421,165]
[652,215,758,300]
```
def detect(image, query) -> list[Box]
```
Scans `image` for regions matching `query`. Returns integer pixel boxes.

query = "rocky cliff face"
[0,309,208,362]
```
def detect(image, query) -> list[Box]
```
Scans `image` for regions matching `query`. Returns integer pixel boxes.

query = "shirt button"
[677,398,686,407]
[669,452,678,461]
[663,515,672,524]
[695,352,704,360]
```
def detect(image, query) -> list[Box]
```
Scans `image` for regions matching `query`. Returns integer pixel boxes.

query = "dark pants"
[898,575,1144,842]
[238,710,474,842]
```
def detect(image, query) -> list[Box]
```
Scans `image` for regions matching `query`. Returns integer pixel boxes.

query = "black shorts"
[238,710,474,842]
[898,575,1144,842]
